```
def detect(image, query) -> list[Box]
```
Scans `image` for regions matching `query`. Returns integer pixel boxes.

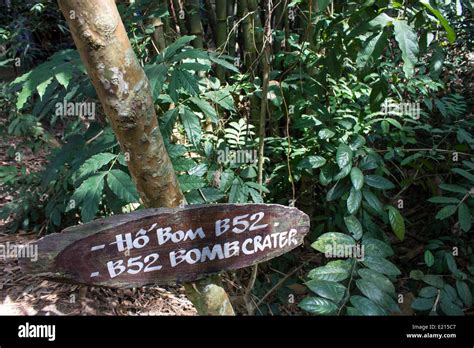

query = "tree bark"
[58,0,234,316]
[215,0,227,81]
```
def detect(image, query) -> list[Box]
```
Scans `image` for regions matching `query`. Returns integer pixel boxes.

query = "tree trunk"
[57,0,234,316]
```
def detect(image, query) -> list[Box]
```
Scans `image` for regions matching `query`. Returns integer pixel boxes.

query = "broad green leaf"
[363,255,401,276]
[458,203,471,232]
[229,177,246,203]
[316,0,331,12]
[424,250,435,267]
[318,128,336,139]
[107,169,139,203]
[350,167,364,190]
[178,174,206,192]
[411,297,435,311]
[356,279,399,312]
[344,215,363,240]
[350,295,387,316]
[336,143,353,169]
[209,54,240,73]
[452,168,474,182]
[364,175,395,190]
[387,206,405,241]
[419,286,438,298]
[347,187,362,214]
[428,196,460,204]
[362,238,394,258]
[71,172,106,222]
[298,156,327,170]
[180,108,202,147]
[445,253,458,273]
[362,189,384,214]
[75,153,117,182]
[358,268,396,294]
[393,20,419,78]
[248,187,264,203]
[308,261,351,282]
[164,35,196,60]
[55,67,73,89]
[422,274,444,288]
[305,280,346,303]
[356,30,388,68]
[311,232,356,253]
[439,184,468,194]
[456,280,472,307]
[298,296,338,315]
[440,300,464,315]
[420,0,456,43]
[190,97,218,123]
[435,205,457,220]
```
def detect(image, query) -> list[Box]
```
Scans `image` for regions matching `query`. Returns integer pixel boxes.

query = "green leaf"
[422,274,444,288]
[298,156,327,170]
[420,0,456,43]
[369,77,388,112]
[178,174,206,192]
[452,168,474,182]
[364,175,395,190]
[308,261,350,282]
[36,77,53,100]
[350,295,387,316]
[145,64,167,98]
[435,205,457,220]
[190,97,218,123]
[358,268,396,294]
[344,215,363,240]
[316,0,331,12]
[363,255,401,276]
[458,203,471,232]
[387,206,405,241]
[209,54,240,73]
[356,29,388,68]
[336,143,353,169]
[456,280,472,307]
[71,172,106,222]
[305,280,346,303]
[439,184,468,194]
[229,177,246,203]
[445,253,458,273]
[164,35,196,60]
[362,238,394,258]
[428,196,460,204]
[75,153,117,182]
[393,19,419,78]
[298,297,338,315]
[424,250,435,267]
[356,279,399,312]
[411,297,435,311]
[55,68,73,89]
[248,187,263,203]
[440,300,464,315]
[347,187,362,214]
[311,232,356,253]
[419,286,438,298]
[362,189,384,214]
[180,108,202,147]
[318,128,335,139]
[350,167,364,190]
[106,169,139,203]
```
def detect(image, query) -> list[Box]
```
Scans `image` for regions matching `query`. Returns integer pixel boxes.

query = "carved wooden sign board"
[24,204,310,288]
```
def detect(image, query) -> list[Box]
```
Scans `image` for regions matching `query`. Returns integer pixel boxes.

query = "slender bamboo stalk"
[186,0,204,49]
[216,0,228,81]
[227,0,236,57]
[204,0,218,45]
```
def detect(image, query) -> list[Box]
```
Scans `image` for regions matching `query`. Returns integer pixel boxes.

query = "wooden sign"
[23,204,310,288]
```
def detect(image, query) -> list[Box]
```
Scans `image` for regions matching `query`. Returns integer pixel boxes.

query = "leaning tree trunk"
[215,0,227,82]
[57,0,234,316]
[186,0,204,49]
